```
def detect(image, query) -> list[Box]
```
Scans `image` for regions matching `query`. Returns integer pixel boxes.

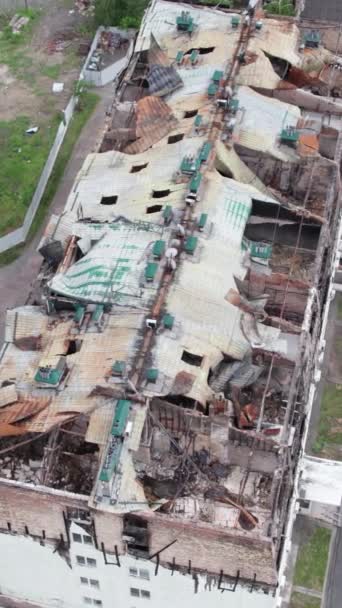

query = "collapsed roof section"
[1,0,341,590]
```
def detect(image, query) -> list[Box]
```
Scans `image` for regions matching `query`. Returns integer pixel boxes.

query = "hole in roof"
[184,109,198,119]
[185,47,215,56]
[146,204,163,214]
[181,350,203,367]
[215,166,233,179]
[168,133,184,144]
[66,340,81,355]
[131,162,148,173]
[152,189,171,199]
[131,77,149,89]
[100,195,118,205]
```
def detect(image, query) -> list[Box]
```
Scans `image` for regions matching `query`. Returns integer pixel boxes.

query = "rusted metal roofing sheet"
[0,397,50,425]
[125,95,178,154]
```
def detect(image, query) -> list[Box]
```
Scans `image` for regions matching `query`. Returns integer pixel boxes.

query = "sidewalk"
[0,83,113,345]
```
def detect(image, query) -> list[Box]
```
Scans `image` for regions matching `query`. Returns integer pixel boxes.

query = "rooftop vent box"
[280,126,299,147]
[199,142,212,163]
[185,235,198,255]
[162,205,173,224]
[163,313,174,329]
[92,304,104,325]
[194,114,202,128]
[112,360,126,377]
[111,400,131,436]
[145,262,158,282]
[180,155,201,175]
[304,30,320,48]
[212,70,223,83]
[190,49,199,65]
[152,240,166,259]
[231,15,240,28]
[229,98,239,114]
[74,304,85,325]
[198,213,208,231]
[35,364,64,387]
[176,11,194,32]
[146,368,159,383]
[189,172,202,194]
[208,82,218,97]
[176,50,184,65]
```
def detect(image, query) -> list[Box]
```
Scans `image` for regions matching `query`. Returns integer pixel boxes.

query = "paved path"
[0,84,113,345]
[293,585,322,599]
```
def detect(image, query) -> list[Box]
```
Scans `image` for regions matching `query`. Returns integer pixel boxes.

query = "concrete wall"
[83,27,134,87]
[0,524,275,608]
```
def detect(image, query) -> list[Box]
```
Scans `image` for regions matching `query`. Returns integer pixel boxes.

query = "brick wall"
[145,513,277,586]
[0,481,87,540]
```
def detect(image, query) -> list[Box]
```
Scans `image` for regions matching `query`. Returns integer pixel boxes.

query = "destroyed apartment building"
[0,1,341,606]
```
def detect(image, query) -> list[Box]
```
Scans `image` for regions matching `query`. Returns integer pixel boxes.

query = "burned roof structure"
[0,0,342,598]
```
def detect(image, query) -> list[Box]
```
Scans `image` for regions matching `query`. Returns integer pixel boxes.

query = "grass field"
[0,91,99,267]
[312,383,342,459]
[0,5,90,241]
[293,526,331,591]
[290,592,321,608]
[0,114,60,236]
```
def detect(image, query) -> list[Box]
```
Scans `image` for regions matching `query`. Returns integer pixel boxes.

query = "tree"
[94,0,147,28]
[265,0,295,16]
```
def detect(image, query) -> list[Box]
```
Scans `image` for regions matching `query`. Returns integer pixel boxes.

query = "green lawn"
[290,592,321,608]
[0,91,99,267]
[0,115,60,236]
[0,8,41,78]
[312,383,342,459]
[293,527,331,591]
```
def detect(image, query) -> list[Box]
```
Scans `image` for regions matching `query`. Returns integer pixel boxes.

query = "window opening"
[87,558,96,568]
[83,535,93,545]
[141,591,151,599]
[90,579,100,589]
[77,556,86,565]
[139,569,150,580]
[130,588,140,597]
[73,533,82,543]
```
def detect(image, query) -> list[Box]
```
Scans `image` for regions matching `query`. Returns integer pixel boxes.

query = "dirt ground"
[0,1,93,121]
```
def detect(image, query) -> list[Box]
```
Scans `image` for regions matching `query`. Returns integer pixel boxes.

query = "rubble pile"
[75,0,95,16]
[0,456,42,484]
